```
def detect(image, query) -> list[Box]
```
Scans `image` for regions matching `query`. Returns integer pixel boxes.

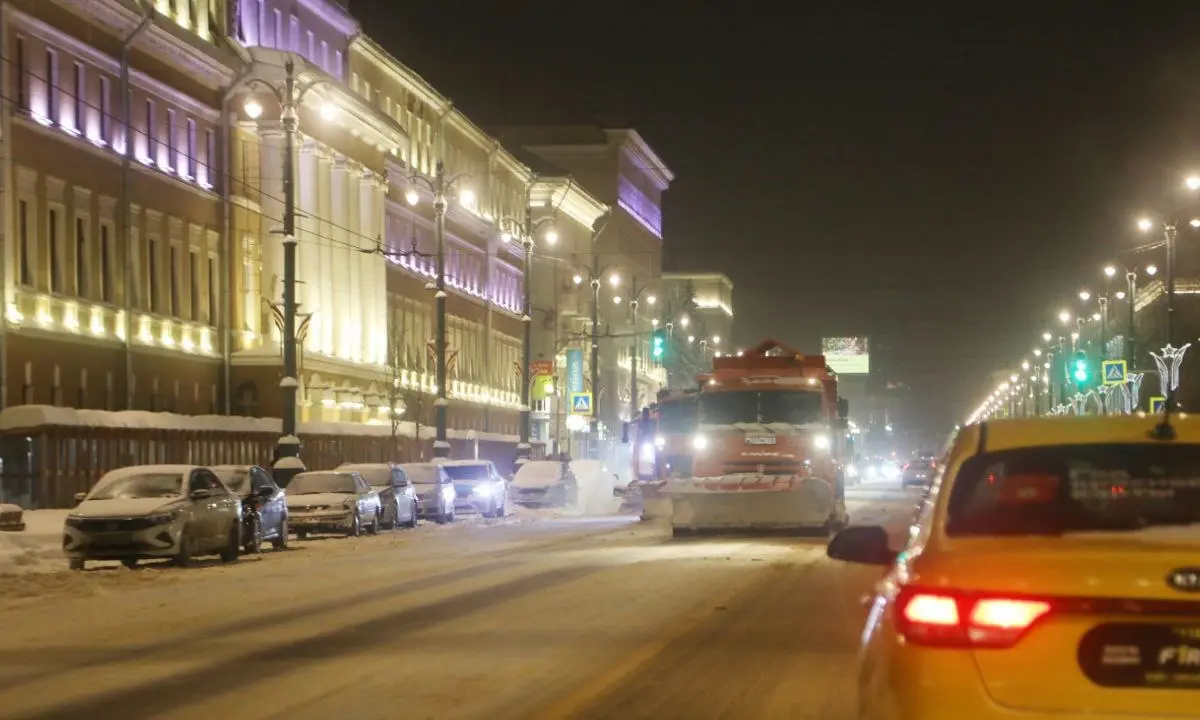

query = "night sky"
[351,0,1200,434]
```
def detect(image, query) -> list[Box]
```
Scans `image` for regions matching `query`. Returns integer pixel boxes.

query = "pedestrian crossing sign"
[569,392,593,416]
[1150,396,1167,413]
[1101,359,1127,385]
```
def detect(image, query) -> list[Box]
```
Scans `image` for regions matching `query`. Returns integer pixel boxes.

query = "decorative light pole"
[626,280,658,424]
[496,192,558,470]
[571,258,620,459]
[402,162,472,458]
[241,57,339,480]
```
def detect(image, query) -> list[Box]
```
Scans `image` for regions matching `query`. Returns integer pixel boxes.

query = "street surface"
[0,481,918,719]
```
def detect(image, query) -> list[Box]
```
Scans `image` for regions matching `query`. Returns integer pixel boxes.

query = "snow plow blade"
[665,475,846,535]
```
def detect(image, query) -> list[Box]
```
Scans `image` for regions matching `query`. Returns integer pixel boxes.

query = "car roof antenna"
[1150,387,1177,441]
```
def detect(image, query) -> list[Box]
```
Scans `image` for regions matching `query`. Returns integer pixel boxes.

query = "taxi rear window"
[945,443,1200,536]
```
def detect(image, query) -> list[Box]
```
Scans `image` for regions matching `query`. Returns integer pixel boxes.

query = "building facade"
[1,0,651,464]
[659,272,734,389]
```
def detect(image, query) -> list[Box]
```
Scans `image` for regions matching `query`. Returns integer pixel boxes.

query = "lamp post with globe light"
[494,195,558,469]
[240,57,341,479]
[571,260,623,458]
[401,164,474,458]
[1136,175,1200,354]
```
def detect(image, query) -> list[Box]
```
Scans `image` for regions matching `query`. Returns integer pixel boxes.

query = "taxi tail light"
[896,587,1052,649]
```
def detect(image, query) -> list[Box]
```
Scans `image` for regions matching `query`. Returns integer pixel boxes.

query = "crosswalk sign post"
[1150,396,1167,413]
[1101,359,1127,386]
[569,392,593,416]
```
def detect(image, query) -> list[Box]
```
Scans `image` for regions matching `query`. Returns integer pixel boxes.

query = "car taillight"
[896,587,1051,649]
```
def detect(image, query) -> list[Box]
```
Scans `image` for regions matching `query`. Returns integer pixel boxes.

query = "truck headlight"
[692,434,708,450]
[654,435,666,448]
[813,434,831,451]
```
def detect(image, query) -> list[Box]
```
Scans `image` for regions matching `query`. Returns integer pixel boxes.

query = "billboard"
[566,349,584,394]
[822,336,870,374]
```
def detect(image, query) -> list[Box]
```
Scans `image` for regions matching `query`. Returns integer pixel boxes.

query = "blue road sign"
[1102,359,1127,385]
[569,392,593,416]
[1150,396,1167,413]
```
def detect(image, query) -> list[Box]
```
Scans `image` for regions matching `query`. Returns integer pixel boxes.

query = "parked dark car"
[901,460,936,488]
[213,465,289,553]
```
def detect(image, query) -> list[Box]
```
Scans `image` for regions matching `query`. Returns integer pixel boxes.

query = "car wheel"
[405,500,419,528]
[174,527,195,567]
[220,522,241,563]
[121,558,138,569]
[347,512,361,538]
[244,516,263,554]
[271,518,289,550]
[382,502,397,530]
[367,512,381,535]
[69,557,86,571]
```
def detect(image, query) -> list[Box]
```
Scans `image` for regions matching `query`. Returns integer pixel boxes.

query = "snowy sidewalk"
[0,510,68,573]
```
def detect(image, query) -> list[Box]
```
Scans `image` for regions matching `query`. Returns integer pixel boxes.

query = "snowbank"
[0,510,69,573]
[0,405,519,443]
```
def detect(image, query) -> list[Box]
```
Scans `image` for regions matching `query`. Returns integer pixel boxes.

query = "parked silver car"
[338,463,418,529]
[63,464,242,570]
[400,462,456,523]
[286,471,381,538]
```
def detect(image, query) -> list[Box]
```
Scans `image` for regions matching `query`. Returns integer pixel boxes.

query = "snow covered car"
[286,470,381,538]
[212,465,289,553]
[0,503,24,531]
[509,460,576,508]
[338,463,418,529]
[63,465,242,570]
[399,462,456,523]
[435,460,508,517]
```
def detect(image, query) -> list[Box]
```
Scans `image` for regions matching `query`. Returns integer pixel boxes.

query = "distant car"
[286,471,381,538]
[435,460,508,517]
[509,460,576,508]
[338,463,418,529]
[63,464,242,570]
[212,465,289,553]
[901,460,935,487]
[0,503,24,531]
[400,462,456,523]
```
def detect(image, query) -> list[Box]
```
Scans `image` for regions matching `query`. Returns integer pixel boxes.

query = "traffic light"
[1071,351,1090,386]
[651,329,666,359]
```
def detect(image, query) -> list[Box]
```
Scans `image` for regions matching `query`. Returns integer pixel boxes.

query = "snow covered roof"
[0,405,523,443]
[434,459,494,467]
[99,464,198,482]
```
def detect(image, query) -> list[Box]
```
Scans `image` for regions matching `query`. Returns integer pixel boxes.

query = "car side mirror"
[827,525,897,566]
[74,492,87,503]
[189,488,213,500]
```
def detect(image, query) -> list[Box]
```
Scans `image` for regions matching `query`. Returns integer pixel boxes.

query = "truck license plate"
[746,436,776,445]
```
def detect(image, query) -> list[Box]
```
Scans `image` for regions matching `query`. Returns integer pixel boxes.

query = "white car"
[286,470,382,538]
[435,460,508,517]
[63,464,242,570]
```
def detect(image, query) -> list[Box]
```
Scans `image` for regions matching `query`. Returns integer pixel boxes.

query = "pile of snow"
[566,460,620,515]
[0,509,69,573]
[0,405,520,443]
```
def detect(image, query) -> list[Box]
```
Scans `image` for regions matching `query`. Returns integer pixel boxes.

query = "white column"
[373,179,388,365]
[299,139,320,354]
[330,157,353,359]
[316,149,334,354]
[346,165,362,362]
[258,125,285,347]
[358,171,377,363]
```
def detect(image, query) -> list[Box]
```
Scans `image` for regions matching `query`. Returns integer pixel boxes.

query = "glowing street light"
[1104,265,1116,278]
[1078,290,1091,302]
[1058,310,1071,325]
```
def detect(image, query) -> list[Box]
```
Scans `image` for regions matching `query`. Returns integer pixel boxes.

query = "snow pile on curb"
[0,510,68,573]
[565,460,620,515]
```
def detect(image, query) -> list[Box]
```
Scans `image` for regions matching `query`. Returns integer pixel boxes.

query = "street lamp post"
[404,161,471,459]
[627,281,657,425]
[497,197,557,470]
[241,57,340,478]
[1125,269,1137,367]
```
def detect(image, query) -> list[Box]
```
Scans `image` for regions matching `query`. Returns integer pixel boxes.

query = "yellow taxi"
[829,414,1200,719]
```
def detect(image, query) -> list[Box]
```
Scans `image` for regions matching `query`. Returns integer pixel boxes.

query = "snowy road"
[0,481,919,719]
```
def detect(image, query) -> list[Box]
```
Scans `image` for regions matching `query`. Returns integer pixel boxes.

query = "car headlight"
[654,435,666,448]
[146,512,178,525]
[472,484,493,497]
[64,515,85,528]
[692,434,708,450]
[639,443,656,462]
[846,464,859,478]
[343,499,356,509]
[812,434,831,451]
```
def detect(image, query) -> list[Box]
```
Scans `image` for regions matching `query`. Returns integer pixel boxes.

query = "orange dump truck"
[666,339,851,535]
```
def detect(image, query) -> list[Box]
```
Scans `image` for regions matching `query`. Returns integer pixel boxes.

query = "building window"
[204,128,215,184]
[207,256,217,323]
[75,217,87,298]
[272,9,282,48]
[165,109,177,171]
[17,200,30,286]
[188,251,199,320]
[148,238,158,313]
[289,15,299,51]
[48,208,62,293]
[100,224,112,303]
[145,99,156,160]
[16,36,27,111]
[72,62,84,132]
[320,40,329,71]
[45,49,59,125]
[334,50,343,78]
[186,118,197,177]
[98,76,111,143]
[169,245,179,316]
[306,30,315,60]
